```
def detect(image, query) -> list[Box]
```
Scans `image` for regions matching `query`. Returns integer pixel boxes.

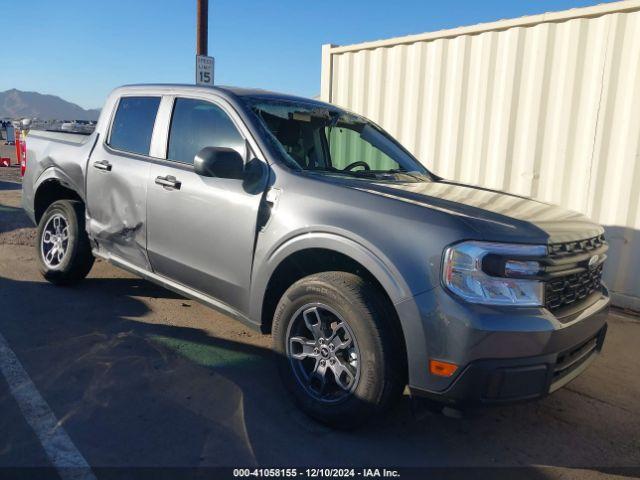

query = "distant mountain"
[0,89,100,121]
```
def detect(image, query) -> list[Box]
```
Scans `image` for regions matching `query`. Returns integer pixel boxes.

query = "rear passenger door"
[146,95,268,313]
[86,96,160,270]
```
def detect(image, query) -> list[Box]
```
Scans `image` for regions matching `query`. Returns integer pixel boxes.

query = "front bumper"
[411,323,606,405]
[395,285,610,406]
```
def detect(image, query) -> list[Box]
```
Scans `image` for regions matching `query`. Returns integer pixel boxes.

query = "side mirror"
[194,146,244,179]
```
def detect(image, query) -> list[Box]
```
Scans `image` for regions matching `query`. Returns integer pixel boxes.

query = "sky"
[0,0,615,109]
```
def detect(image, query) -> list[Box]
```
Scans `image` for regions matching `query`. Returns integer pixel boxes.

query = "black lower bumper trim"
[411,324,608,406]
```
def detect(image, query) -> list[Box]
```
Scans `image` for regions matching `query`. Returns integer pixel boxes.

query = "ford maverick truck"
[22,84,610,427]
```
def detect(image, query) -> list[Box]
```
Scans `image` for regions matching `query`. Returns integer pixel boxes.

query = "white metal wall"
[321,0,640,311]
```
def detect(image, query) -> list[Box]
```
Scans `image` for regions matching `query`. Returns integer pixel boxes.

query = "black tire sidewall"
[273,274,390,426]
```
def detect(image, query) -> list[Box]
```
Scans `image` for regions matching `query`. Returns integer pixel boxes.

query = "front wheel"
[36,200,94,285]
[272,271,406,428]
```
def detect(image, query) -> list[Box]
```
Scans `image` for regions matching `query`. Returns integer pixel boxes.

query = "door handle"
[93,160,112,171]
[155,175,181,190]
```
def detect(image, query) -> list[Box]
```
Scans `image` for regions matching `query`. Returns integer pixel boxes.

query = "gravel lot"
[0,178,639,478]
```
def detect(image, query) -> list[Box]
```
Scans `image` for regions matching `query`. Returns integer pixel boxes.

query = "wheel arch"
[33,170,84,224]
[252,232,412,334]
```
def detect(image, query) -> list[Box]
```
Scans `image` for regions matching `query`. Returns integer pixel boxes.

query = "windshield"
[245,98,431,182]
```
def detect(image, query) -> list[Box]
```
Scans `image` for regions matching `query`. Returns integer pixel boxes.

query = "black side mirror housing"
[194,146,244,179]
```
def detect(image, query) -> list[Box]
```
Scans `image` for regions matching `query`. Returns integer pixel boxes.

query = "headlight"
[442,241,546,306]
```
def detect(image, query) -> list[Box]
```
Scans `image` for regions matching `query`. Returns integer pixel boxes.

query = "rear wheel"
[36,200,94,285]
[272,271,406,428]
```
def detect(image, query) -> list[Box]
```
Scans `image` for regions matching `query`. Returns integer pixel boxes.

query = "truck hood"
[349,179,603,244]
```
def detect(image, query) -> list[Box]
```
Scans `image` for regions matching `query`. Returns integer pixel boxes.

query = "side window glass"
[109,97,160,155]
[167,98,245,164]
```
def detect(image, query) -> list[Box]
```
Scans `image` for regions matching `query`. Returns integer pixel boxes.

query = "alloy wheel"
[286,303,361,403]
[41,213,70,268]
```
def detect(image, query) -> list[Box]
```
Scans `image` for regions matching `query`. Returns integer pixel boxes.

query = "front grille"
[547,234,605,259]
[553,334,598,380]
[545,263,604,311]
[544,235,606,312]
[550,326,606,390]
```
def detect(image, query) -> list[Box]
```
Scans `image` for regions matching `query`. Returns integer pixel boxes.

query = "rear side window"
[109,96,160,155]
[167,98,245,164]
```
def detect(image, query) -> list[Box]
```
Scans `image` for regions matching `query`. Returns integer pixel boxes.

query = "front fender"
[249,230,413,324]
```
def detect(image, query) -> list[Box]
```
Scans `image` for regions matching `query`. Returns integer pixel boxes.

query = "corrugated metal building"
[320,0,640,311]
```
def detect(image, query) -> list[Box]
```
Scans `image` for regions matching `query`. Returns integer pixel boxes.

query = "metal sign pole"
[195,0,214,86]
[197,0,208,56]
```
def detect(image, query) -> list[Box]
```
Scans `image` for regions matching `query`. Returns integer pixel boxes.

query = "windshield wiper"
[307,169,425,182]
[342,170,380,178]
[341,170,425,182]
[383,169,427,181]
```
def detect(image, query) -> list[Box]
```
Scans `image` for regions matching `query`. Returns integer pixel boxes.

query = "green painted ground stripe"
[151,335,261,368]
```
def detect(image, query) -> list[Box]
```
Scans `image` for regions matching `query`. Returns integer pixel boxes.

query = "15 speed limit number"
[196,55,214,86]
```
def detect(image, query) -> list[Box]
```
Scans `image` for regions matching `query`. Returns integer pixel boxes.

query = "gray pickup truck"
[22,84,610,427]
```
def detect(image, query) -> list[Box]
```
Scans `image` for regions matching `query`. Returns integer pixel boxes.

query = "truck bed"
[28,129,94,146]
[21,130,99,219]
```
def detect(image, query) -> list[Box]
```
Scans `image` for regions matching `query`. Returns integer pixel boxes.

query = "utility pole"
[195,0,214,85]
[196,0,208,56]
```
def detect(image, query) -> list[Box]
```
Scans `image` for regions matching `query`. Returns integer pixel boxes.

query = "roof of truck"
[114,84,327,107]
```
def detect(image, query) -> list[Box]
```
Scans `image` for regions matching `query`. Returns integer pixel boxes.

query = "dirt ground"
[0,177,639,478]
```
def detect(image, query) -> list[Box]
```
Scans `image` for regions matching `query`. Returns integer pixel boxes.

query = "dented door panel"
[85,142,152,270]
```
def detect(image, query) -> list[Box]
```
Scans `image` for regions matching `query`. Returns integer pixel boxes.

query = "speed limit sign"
[196,55,215,86]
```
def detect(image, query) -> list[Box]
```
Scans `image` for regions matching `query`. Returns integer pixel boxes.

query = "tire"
[272,271,406,428]
[36,200,94,285]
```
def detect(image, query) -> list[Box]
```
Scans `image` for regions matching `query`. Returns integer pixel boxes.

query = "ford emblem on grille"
[588,254,599,269]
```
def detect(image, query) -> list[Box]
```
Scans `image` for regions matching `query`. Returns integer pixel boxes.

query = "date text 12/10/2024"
[233,469,400,478]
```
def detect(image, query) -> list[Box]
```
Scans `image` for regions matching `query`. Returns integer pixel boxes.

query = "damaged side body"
[85,142,151,271]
